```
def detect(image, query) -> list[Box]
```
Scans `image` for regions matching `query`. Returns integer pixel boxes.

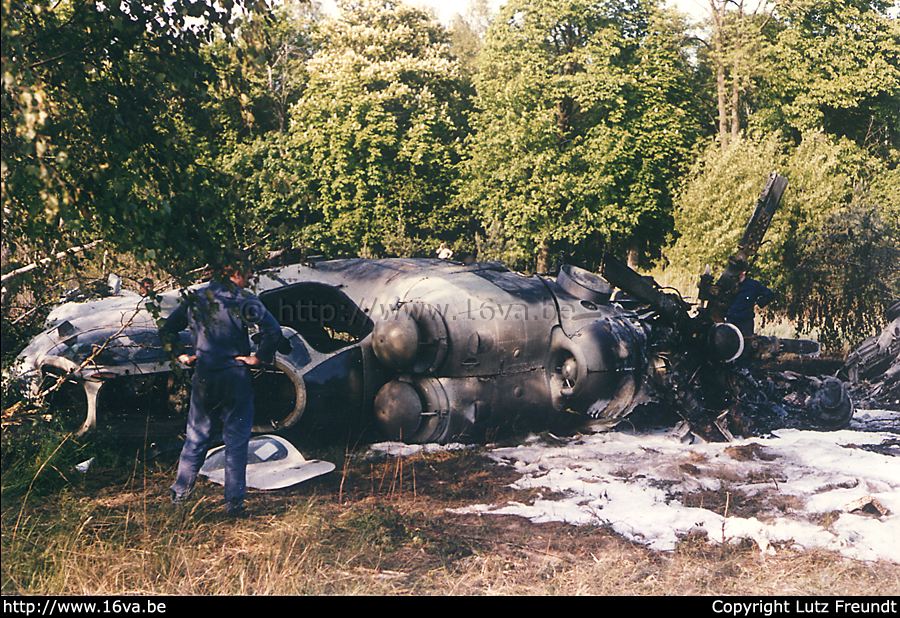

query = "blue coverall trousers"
[169,364,254,512]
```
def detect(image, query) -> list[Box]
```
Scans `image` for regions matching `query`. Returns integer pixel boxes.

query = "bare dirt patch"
[4,437,899,596]
[725,443,778,462]
[226,443,900,595]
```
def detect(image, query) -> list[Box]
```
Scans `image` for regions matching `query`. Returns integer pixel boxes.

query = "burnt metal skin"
[10,173,853,443]
[260,258,649,443]
[841,301,900,384]
[10,258,649,443]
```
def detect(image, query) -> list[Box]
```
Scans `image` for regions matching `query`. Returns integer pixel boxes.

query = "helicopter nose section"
[547,318,647,420]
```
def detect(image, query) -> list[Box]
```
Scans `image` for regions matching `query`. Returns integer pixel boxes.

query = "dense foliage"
[459,0,700,270]
[667,131,899,344]
[223,0,474,258]
[756,0,900,151]
[1,0,266,276]
[2,0,898,351]
[665,0,899,344]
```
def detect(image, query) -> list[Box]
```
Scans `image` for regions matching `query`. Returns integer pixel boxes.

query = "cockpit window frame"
[259,283,374,354]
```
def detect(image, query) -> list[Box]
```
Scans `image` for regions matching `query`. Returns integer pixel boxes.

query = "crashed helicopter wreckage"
[8,173,854,444]
[841,300,900,411]
[595,173,854,440]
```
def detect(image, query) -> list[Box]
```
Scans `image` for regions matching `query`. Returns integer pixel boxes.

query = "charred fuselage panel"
[10,174,856,443]
[265,259,649,443]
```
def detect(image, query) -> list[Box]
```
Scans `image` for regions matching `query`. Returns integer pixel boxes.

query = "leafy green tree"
[781,192,900,348]
[672,0,899,344]
[209,3,323,253]
[448,0,494,77]
[225,0,473,258]
[692,0,900,153]
[1,0,279,376]
[669,133,859,278]
[1,0,265,278]
[693,0,780,147]
[667,134,786,281]
[205,1,320,141]
[755,0,900,153]
[459,0,701,271]
[667,130,898,345]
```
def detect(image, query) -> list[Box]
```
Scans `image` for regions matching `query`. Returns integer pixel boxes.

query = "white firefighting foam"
[373,409,900,563]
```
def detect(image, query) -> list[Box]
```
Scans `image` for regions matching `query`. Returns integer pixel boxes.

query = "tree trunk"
[536,240,552,274]
[731,41,741,141]
[711,0,729,148]
[0,240,104,284]
[626,240,640,271]
[731,0,745,141]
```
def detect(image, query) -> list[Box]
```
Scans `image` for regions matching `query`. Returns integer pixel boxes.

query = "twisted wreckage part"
[9,173,868,444]
[840,300,900,410]
[596,172,856,441]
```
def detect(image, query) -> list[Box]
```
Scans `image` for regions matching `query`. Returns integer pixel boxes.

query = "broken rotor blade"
[737,172,789,260]
[598,252,688,322]
[702,172,788,321]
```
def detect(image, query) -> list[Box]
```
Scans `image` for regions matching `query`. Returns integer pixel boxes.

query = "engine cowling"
[373,377,450,444]
[371,303,448,374]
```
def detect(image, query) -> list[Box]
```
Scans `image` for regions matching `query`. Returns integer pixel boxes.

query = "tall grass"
[3,430,899,596]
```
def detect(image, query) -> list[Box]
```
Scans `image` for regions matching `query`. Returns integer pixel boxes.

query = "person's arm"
[756,281,775,308]
[236,297,282,367]
[159,295,197,366]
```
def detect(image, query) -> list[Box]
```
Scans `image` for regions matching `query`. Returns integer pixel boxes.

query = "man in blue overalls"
[160,250,282,515]
[725,262,775,337]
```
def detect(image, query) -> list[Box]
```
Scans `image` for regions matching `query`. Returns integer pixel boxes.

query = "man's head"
[139,278,153,295]
[732,257,749,282]
[217,249,254,288]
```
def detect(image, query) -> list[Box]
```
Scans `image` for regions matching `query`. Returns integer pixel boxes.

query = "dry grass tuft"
[3,444,899,595]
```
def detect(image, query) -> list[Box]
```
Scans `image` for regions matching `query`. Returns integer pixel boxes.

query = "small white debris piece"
[75,457,95,474]
[845,496,891,517]
[200,435,335,490]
